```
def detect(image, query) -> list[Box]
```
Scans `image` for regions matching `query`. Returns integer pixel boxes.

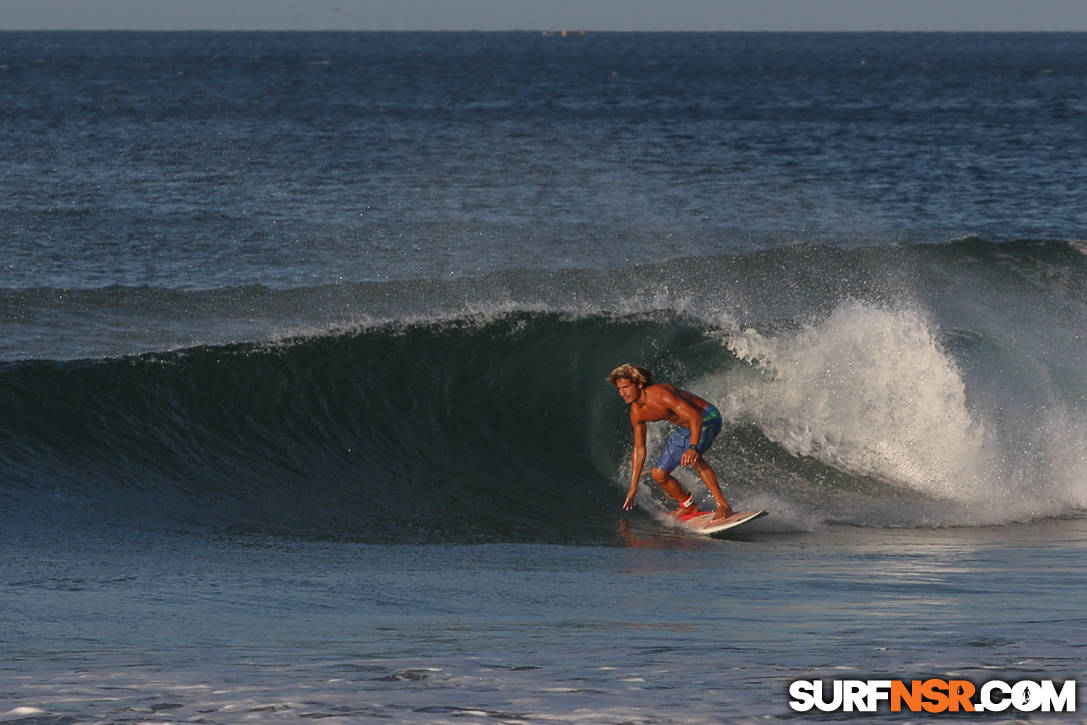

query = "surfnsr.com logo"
[788,679,1078,714]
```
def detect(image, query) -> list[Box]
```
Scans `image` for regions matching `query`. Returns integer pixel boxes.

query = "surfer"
[608,364,734,522]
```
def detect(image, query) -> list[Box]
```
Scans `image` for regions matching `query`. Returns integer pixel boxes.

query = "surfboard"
[676,509,767,536]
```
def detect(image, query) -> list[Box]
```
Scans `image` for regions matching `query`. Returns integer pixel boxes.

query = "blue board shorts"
[654,406,723,473]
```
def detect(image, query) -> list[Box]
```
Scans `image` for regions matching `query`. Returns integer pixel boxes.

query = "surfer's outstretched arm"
[623,420,647,510]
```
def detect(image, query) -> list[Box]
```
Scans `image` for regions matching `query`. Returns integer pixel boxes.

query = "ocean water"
[1,31,1086,723]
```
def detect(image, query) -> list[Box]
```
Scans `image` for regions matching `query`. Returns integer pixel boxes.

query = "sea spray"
[712,300,1085,524]
[720,301,993,501]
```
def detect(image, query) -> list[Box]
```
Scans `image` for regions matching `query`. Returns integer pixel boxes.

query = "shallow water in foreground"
[4,517,1085,723]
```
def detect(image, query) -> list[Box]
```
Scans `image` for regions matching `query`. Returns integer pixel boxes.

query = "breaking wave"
[3,296,1084,542]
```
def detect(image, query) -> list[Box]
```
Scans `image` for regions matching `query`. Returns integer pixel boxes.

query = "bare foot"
[711,506,735,523]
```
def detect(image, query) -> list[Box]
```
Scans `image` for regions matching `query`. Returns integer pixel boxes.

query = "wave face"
[2,313,722,542]
[4,242,1087,542]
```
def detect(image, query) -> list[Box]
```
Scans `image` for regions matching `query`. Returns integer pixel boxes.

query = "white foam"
[694,300,1087,525]
[721,301,992,500]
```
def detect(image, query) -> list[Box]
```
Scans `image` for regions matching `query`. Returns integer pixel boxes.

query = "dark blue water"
[4,32,1086,295]
[1,31,1085,721]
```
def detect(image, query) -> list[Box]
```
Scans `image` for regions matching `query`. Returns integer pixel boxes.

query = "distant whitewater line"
[2,237,1085,362]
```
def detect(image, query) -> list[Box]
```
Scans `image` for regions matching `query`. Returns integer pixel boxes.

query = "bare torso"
[628,384,711,427]
[613,375,733,520]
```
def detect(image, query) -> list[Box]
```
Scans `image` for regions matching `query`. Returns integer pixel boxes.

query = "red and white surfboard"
[677,509,768,536]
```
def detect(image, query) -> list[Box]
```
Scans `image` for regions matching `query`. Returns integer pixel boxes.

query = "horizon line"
[4,28,1086,33]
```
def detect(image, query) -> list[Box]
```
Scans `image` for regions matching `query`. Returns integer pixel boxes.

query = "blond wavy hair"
[606,364,653,387]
